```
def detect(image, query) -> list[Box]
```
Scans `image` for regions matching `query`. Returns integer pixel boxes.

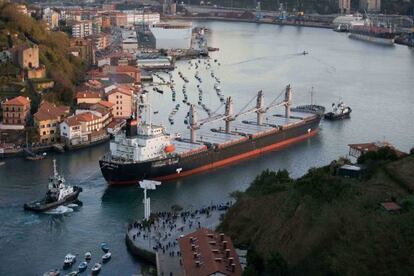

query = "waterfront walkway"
[126,202,232,276]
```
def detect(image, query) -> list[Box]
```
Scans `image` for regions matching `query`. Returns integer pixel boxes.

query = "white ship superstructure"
[109,94,174,163]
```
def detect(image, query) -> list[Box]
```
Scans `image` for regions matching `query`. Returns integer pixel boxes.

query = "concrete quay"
[126,203,232,276]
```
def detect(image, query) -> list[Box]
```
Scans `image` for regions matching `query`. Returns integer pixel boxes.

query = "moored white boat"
[78,261,87,272]
[102,252,111,263]
[91,263,102,275]
[100,242,109,253]
[63,254,76,268]
[84,252,92,261]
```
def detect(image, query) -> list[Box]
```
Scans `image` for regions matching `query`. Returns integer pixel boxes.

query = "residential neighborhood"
[0,2,148,155]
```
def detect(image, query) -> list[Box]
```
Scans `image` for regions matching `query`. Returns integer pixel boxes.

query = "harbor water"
[0,21,413,275]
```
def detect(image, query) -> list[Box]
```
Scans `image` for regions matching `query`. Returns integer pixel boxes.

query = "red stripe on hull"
[108,129,318,185]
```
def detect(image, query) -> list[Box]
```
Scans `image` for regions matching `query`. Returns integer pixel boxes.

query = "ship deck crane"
[188,85,293,143]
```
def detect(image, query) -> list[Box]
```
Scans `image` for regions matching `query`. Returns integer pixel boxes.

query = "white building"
[71,21,93,38]
[360,0,381,12]
[60,112,102,146]
[43,8,60,29]
[124,10,160,26]
[149,23,192,50]
[338,0,350,14]
[121,30,138,53]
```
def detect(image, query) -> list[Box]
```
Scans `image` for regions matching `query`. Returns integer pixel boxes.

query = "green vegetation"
[0,2,87,105]
[220,153,414,275]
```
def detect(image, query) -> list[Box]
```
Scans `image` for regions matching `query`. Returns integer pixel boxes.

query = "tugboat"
[324,101,352,120]
[24,159,82,212]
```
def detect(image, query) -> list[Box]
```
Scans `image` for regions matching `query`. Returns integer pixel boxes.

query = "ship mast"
[189,104,198,143]
[187,84,293,140]
[256,90,265,125]
[224,96,234,133]
[53,159,58,178]
[137,93,153,133]
[284,84,292,120]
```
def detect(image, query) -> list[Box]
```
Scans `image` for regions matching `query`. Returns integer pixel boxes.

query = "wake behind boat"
[24,159,82,212]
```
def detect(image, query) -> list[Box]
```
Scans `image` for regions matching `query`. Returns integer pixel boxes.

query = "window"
[47,124,51,127]
[43,131,46,135]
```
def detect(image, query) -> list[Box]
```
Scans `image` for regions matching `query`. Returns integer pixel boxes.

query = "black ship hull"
[100,116,321,185]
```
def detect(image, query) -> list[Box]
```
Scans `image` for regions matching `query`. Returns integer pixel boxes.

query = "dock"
[126,203,231,276]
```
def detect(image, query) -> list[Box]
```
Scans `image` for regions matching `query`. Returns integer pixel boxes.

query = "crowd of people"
[127,202,232,257]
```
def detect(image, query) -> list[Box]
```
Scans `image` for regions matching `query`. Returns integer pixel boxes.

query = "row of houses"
[0,63,142,148]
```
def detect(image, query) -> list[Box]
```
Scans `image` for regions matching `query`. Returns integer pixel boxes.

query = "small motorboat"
[102,252,111,263]
[78,261,88,272]
[302,50,309,55]
[66,271,78,276]
[63,254,76,268]
[43,269,60,276]
[100,242,109,253]
[84,252,92,261]
[91,263,102,275]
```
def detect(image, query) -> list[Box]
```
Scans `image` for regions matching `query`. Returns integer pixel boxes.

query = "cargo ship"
[349,20,395,45]
[99,85,325,185]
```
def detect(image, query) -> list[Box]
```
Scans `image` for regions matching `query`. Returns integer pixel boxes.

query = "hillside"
[219,153,414,275]
[0,2,86,105]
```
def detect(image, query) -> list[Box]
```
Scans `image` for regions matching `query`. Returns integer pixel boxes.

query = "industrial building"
[149,23,192,50]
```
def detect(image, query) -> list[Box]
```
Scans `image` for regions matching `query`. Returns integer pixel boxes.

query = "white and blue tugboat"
[24,160,82,212]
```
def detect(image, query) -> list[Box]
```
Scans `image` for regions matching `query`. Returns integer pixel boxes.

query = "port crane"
[188,85,293,143]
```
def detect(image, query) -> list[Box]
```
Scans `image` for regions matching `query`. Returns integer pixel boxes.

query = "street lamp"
[139,180,161,221]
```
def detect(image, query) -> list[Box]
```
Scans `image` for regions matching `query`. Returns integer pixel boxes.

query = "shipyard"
[0,0,414,275]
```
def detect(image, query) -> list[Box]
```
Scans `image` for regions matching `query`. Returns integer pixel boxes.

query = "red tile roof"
[348,142,406,157]
[380,202,402,211]
[34,101,70,121]
[65,112,100,127]
[115,65,140,73]
[108,88,132,96]
[75,91,101,99]
[179,228,242,276]
[3,96,30,106]
[96,100,114,108]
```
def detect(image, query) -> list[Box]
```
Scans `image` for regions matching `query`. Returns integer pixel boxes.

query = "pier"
[126,203,231,276]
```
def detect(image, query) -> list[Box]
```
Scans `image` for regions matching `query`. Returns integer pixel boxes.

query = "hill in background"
[219,152,414,275]
[0,2,86,105]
